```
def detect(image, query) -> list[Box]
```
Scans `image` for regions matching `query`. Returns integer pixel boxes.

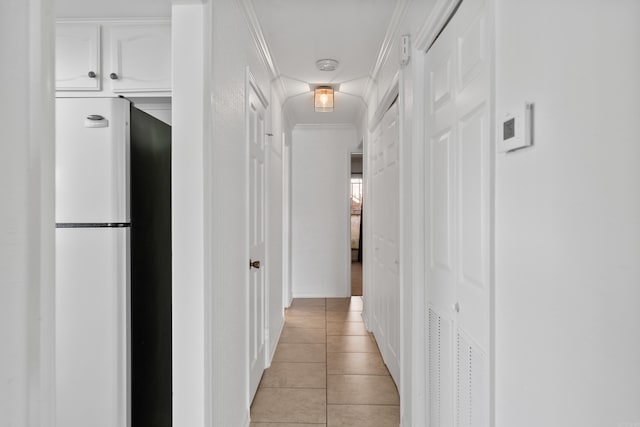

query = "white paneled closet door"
[424,0,491,426]
[370,101,401,385]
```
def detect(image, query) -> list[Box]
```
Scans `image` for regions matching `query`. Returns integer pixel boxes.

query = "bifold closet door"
[424,0,492,425]
[370,101,401,384]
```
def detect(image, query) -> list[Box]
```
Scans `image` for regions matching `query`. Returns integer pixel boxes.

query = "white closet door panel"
[425,0,492,425]
[430,129,454,272]
[458,106,487,290]
[369,102,401,385]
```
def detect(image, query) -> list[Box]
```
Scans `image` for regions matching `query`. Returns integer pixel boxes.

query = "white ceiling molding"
[56,17,171,23]
[414,0,461,52]
[238,0,287,103]
[171,0,207,5]
[362,0,410,104]
[294,123,357,131]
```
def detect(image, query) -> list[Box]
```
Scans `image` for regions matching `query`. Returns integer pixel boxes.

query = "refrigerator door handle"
[85,115,109,128]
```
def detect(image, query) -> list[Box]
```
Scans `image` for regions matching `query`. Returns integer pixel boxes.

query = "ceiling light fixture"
[316,58,339,72]
[314,87,334,113]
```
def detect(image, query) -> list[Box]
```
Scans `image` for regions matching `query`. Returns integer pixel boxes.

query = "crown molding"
[171,0,207,5]
[238,0,287,103]
[362,0,410,103]
[293,123,356,131]
[56,17,171,23]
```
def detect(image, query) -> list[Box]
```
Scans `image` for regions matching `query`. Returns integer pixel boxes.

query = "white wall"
[291,125,359,298]
[282,120,294,306]
[494,1,640,426]
[171,3,205,426]
[172,0,275,425]
[267,88,285,358]
[0,0,55,425]
[206,0,272,425]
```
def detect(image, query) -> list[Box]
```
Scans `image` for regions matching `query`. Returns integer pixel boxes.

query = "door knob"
[88,71,97,78]
[249,260,261,269]
[110,72,119,80]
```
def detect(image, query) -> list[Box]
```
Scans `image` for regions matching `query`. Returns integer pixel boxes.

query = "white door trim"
[369,72,400,133]
[414,0,462,52]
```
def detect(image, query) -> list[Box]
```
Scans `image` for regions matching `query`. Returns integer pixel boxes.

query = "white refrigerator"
[55,97,131,427]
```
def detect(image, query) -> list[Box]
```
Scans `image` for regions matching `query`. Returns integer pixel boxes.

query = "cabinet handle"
[88,71,96,78]
[110,73,119,80]
[249,260,261,269]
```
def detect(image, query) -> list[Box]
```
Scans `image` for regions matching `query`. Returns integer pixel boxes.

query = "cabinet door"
[108,24,171,93]
[56,23,101,91]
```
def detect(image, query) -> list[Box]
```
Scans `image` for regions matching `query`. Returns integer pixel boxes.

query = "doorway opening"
[350,153,363,296]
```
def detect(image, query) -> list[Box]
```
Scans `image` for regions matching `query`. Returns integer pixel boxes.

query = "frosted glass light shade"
[314,87,334,112]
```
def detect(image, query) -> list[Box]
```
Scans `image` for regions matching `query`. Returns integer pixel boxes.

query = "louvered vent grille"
[456,332,488,427]
[428,308,442,426]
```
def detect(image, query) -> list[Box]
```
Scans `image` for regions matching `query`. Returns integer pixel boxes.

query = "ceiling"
[251,0,400,126]
[55,0,400,126]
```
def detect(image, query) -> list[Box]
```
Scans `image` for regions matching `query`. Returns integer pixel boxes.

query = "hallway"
[250,297,399,426]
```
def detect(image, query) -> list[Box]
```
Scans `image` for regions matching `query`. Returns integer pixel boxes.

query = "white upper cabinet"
[108,24,172,93]
[55,21,171,96]
[56,23,101,91]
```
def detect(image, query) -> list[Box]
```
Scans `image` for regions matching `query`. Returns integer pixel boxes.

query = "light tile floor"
[250,297,400,427]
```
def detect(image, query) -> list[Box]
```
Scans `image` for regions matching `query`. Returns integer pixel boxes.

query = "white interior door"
[424,0,491,425]
[248,72,268,401]
[370,101,401,384]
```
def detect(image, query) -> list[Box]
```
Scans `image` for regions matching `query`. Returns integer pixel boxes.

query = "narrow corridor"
[250,297,400,426]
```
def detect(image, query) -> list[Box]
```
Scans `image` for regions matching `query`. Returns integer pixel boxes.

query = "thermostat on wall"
[497,102,534,153]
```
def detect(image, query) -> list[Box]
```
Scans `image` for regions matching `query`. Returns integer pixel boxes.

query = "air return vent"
[456,331,488,427]
[428,308,442,426]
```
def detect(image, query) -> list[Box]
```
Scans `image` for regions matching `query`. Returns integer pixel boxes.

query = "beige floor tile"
[285,306,326,317]
[326,335,379,353]
[326,297,363,312]
[326,321,369,336]
[327,352,389,375]
[273,343,326,363]
[251,388,326,424]
[327,405,399,427]
[290,298,326,308]
[286,315,326,329]
[251,423,325,427]
[279,327,326,344]
[327,375,399,405]
[326,311,363,322]
[260,362,326,388]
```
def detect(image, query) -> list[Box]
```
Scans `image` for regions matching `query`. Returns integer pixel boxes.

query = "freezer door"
[56,97,130,223]
[56,227,130,427]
